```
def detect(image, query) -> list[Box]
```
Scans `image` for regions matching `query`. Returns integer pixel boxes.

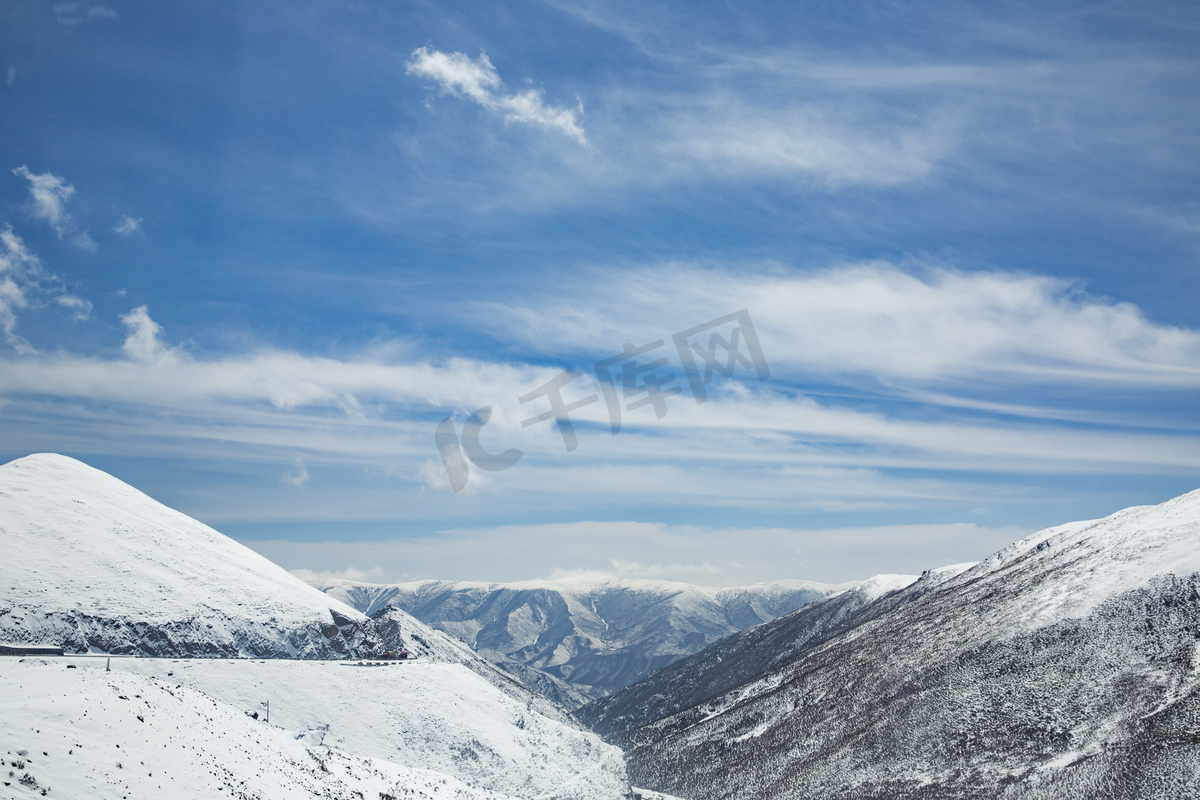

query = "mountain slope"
[320,576,852,707]
[577,572,926,737]
[603,492,1200,800]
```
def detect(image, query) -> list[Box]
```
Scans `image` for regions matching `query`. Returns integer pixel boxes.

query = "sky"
[1,0,1199,586]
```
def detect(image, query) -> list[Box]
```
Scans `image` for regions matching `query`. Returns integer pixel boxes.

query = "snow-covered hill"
[0,453,384,658]
[319,576,852,707]
[0,453,631,798]
[597,491,1200,800]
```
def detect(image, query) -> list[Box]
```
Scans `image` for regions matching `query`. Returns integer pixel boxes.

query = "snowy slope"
[610,490,1200,800]
[0,657,520,800]
[320,576,852,706]
[109,658,627,800]
[0,453,379,658]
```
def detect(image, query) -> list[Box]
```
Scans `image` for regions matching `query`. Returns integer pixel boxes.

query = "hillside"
[595,493,1200,800]
[320,576,851,706]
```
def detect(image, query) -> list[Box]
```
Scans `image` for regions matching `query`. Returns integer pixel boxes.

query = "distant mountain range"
[318,575,852,707]
[581,492,1200,800]
[0,453,629,799]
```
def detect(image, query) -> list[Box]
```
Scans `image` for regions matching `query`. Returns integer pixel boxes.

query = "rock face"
[320,576,852,707]
[585,492,1200,800]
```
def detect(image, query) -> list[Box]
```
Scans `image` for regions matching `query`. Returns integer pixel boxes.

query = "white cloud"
[11,165,96,250]
[406,47,588,145]
[6,67,14,88]
[120,305,181,365]
[113,216,142,236]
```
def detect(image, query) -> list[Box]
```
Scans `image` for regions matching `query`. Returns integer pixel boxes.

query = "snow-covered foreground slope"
[105,657,626,799]
[0,453,631,798]
[1,657,540,800]
[608,490,1200,800]
[320,576,852,707]
[0,454,380,658]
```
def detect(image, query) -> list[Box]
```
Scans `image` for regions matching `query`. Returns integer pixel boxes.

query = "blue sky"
[2,0,1199,584]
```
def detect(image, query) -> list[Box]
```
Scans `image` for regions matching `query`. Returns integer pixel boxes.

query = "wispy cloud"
[0,226,90,351]
[113,216,142,236]
[52,3,119,25]
[479,261,1200,389]
[11,166,96,250]
[0,228,35,352]
[406,47,588,145]
[654,101,957,186]
[281,457,310,488]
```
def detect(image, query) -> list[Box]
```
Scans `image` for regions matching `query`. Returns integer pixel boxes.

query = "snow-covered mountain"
[0,453,386,659]
[319,575,852,707]
[586,491,1200,800]
[0,453,630,798]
